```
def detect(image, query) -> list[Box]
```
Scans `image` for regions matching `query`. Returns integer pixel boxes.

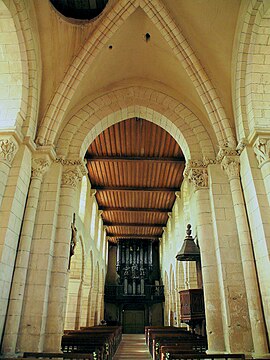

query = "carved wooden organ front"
[116,240,154,295]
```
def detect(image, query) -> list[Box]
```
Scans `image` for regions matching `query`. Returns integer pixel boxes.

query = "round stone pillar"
[221,155,269,355]
[185,163,226,353]
[2,156,50,354]
[44,159,86,351]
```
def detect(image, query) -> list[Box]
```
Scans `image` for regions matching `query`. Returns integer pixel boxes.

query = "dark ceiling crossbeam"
[94,186,179,192]
[85,155,185,164]
[103,222,166,228]
[106,233,160,239]
[99,206,171,213]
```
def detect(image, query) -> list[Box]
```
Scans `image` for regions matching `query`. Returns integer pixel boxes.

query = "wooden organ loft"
[104,239,164,333]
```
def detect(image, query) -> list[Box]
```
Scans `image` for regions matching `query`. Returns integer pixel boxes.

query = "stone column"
[0,136,18,209]
[240,145,270,343]
[253,136,270,209]
[221,155,269,355]
[44,160,86,351]
[185,163,226,353]
[2,156,50,354]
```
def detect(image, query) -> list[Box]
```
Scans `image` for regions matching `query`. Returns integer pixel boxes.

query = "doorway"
[123,310,145,334]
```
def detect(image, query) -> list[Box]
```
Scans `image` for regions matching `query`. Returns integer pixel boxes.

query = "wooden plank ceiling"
[86,118,185,243]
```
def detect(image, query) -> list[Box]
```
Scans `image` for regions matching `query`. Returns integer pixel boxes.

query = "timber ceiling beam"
[103,222,166,228]
[106,233,160,239]
[94,186,179,192]
[85,155,185,164]
[99,206,171,213]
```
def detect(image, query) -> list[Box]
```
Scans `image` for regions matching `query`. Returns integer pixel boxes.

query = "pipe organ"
[116,240,153,295]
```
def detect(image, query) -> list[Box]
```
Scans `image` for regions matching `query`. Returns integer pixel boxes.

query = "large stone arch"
[1,0,40,138]
[37,0,235,148]
[233,0,270,140]
[56,86,216,161]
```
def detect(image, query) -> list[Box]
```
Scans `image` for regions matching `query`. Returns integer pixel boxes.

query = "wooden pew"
[62,326,122,360]
[146,327,189,348]
[150,332,207,360]
[166,354,245,360]
[145,327,184,346]
[23,353,96,360]
[160,345,206,360]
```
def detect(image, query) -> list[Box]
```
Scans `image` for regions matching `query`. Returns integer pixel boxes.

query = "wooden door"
[123,310,145,333]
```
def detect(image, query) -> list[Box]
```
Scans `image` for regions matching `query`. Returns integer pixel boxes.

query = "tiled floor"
[113,334,152,360]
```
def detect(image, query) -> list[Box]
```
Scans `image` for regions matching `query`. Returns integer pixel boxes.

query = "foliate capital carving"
[56,157,87,177]
[236,138,248,155]
[221,156,240,181]
[32,158,50,179]
[188,167,209,190]
[216,146,238,163]
[184,159,210,190]
[0,137,18,166]
[62,168,82,189]
[253,136,270,167]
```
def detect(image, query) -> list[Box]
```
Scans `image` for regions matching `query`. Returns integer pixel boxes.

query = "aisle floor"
[113,334,152,360]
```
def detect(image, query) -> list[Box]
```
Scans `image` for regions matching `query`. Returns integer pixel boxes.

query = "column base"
[251,354,270,359]
[0,352,23,358]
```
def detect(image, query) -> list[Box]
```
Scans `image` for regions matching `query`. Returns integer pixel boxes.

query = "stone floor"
[113,334,152,360]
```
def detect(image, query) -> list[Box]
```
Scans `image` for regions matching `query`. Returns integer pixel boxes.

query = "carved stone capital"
[216,146,238,163]
[32,158,50,179]
[253,136,270,167]
[56,157,87,177]
[62,168,82,189]
[221,156,240,181]
[0,137,18,166]
[188,167,209,190]
[236,138,248,155]
[184,159,210,191]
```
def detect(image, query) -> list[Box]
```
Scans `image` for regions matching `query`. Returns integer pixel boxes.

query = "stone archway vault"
[56,86,216,161]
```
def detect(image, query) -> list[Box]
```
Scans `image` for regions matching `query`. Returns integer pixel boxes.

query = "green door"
[123,310,145,333]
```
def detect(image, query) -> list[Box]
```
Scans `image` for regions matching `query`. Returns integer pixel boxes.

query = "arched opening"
[79,176,87,222]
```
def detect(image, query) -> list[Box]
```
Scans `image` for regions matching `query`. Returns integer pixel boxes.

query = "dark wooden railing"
[104,284,164,303]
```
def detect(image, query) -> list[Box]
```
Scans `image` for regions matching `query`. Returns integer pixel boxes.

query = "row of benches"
[145,326,245,360]
[23,325,122,360]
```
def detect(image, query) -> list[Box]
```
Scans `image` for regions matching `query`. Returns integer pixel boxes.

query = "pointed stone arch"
[233,0,270,140]
[56,86,216,161]
[2,0,40,138]
[37,0,235,148]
